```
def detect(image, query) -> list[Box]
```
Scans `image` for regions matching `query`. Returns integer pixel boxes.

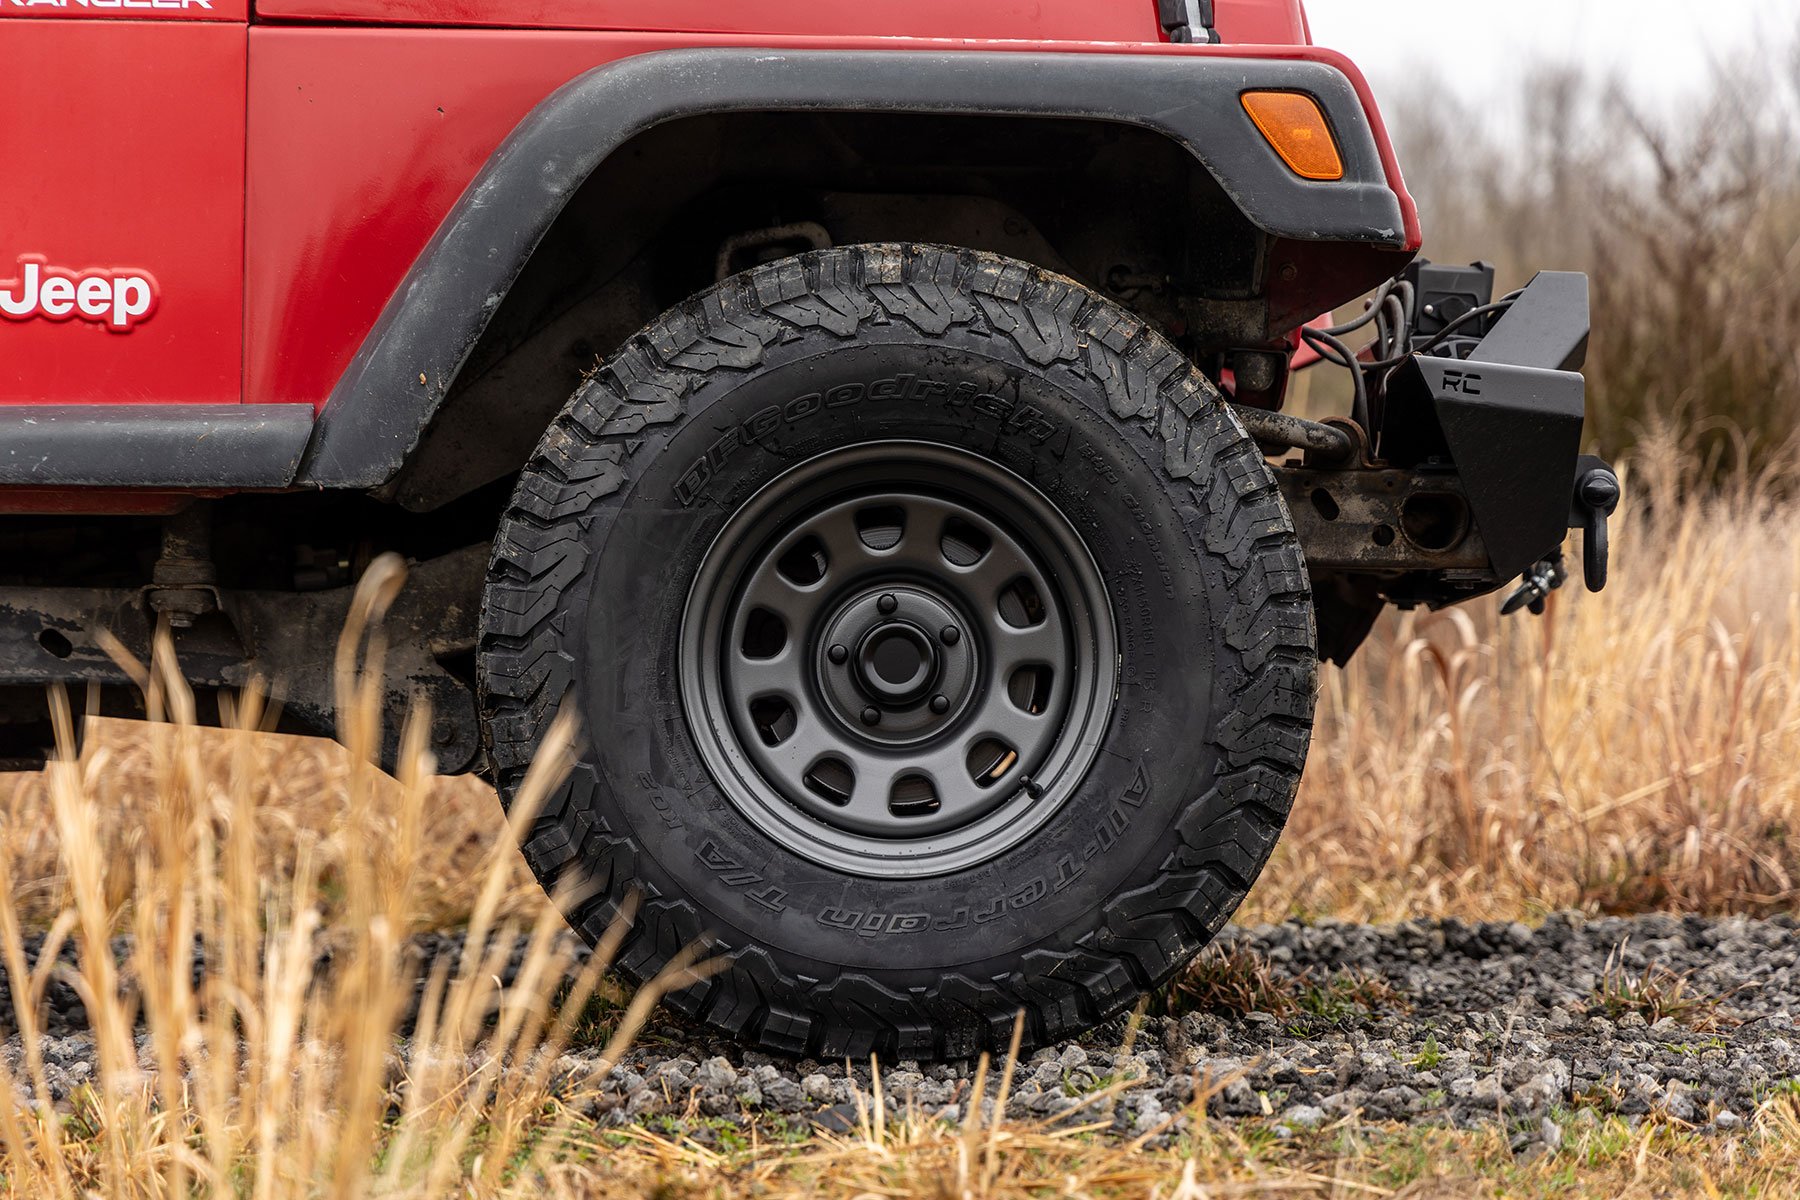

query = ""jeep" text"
[0,257,158,332]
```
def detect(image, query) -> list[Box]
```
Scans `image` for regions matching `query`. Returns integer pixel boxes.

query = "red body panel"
[245,29,1419,412]
[0,19,246,406]
[0,490,198,515]
[5,0,1419,427]
[1213,0,1309,45]
[0,0,246,21]
[250,0,1161,40]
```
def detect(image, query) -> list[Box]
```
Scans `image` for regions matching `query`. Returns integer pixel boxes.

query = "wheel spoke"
[910,739,981,795]
[739,565,817,627]
[730,645,806,701]
[839,766,899,828]
[848,745,974,828]
[819,495,956,580]
[987,607,1067,672]
[944,554,1017,608]
[756,728,823,792]
[944,537,1047,627]
[965,689,1052,764]
[803,504,880,579]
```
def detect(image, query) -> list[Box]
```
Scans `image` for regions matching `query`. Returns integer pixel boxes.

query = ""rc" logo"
[0,256,158,333]
[1440,368,1483,396]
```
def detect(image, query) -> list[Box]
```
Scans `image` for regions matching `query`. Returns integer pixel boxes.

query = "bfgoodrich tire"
[479,244,1316,1060]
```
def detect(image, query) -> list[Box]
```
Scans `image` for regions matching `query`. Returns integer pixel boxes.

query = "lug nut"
[939,625,961,646]
[861,706,881,726]
[877,593,898,615]
[828,643,849,664]
[930,694,950,715]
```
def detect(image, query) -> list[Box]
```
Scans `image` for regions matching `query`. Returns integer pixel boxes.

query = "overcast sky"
[1304,1,1791,126]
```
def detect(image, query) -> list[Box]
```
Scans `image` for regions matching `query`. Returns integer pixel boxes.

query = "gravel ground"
[8,912,1800,1150]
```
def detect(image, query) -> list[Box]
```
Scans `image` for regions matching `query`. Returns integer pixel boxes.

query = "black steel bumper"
[1375,269,1618,604]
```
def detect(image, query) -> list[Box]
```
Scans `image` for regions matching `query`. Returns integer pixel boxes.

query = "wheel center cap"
[817,586,974,744]
[858,623,936,701]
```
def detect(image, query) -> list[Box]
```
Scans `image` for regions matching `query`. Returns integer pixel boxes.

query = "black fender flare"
[294,46,1410,489]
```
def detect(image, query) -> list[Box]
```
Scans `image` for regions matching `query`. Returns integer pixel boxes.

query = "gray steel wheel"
[680,441,1116,878]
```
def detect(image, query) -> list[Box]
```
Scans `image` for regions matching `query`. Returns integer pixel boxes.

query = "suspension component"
[1501,552,1568,616]
[146,504,221,629]
[1231,404,1357,465]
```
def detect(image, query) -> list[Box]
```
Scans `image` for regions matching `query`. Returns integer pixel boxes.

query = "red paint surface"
[0,490,197,516]
[0,0,246,21]
[2,1,1415,425]
[246,28,1419,411]
[1213,0,1309,44]
[1288,44,1422,253]
[251,0,1161,39]
[0,19,245,406]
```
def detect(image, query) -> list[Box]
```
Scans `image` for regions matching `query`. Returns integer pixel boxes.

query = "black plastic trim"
[1158,0,1220,43]
[295,47,1407,489]
[0,405,313,489]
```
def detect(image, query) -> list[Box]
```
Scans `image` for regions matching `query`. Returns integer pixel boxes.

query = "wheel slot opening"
[777,534,830,586]
[940,515,993,567]
[996,576,1046,628]
[804,757,855,806]
[1399,491,1469,552]
[749,696,797,746]
[855,504,907,552]
[1007,665,1054,715]
[741,607,787,659]
[888,773,941,817]
[966,737,1019,788]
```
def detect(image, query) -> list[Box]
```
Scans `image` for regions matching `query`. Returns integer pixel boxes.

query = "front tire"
[479,244,1316,1060]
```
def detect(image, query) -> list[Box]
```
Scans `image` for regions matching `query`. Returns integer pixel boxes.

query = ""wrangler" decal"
[3,1,215,10]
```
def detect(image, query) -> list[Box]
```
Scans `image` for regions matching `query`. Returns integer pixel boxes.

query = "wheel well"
[389,109,1269,511]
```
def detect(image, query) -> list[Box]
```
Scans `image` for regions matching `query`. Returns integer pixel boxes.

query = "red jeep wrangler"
[1,0,1616,1058]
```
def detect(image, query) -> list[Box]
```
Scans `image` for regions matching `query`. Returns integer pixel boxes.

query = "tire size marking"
[1113,565,1159,703]
[809,765,1151,938]
[636,771,686,831]
[674,375,1063,506]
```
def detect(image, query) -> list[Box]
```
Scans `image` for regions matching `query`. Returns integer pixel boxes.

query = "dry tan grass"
[2,727,524,932]
[0,559,703,1199]
[1,575,542,932]
[12,437,1799,935]
[1250,29,1800,928]
[1244,435,1800,926]
[570,1091,1800,1199]
[5,448,1800,1196]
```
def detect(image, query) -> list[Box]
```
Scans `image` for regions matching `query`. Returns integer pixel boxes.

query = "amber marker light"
[1241,91,1345,182]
